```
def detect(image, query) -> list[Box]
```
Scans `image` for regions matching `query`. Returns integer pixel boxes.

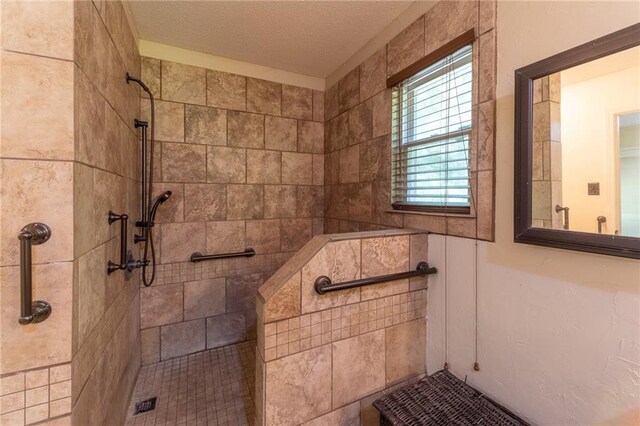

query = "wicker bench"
[373,370,530,426]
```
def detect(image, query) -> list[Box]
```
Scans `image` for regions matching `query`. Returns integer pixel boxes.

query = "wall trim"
[139,40,325,91]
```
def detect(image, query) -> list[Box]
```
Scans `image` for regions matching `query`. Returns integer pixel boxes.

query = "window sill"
[385,209,476,219]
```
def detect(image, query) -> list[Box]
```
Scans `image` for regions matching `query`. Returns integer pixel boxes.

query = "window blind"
[391,44,473,213]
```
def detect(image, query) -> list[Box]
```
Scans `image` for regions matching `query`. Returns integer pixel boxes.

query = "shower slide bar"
[18,223,52,325]
[314,261,437,295]
[107,211,146,276]
[190,248,256,263]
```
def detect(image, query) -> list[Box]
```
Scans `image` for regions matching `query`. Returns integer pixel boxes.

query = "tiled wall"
[255,229,429,425]
[531,73,563,229]
[0,0,75,424]
[71,1,142,425]
[137,58,325,364]
[324,0,497,241]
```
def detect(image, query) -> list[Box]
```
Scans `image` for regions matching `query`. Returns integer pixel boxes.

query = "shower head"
[149,191,172,225]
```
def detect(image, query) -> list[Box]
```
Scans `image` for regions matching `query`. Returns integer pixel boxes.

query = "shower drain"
[134,397,157,415]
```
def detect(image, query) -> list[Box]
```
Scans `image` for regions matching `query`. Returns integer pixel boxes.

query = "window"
[391,44,473,213]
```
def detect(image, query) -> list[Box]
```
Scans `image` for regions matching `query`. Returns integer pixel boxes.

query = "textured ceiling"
[128,1,414,78]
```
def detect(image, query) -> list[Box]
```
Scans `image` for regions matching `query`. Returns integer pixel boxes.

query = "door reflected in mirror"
[531,45,640,237]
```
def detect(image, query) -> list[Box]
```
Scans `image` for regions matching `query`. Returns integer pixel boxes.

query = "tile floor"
[125,341,255,426]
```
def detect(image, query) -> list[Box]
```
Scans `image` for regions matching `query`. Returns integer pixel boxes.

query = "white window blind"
[391,44,473,212]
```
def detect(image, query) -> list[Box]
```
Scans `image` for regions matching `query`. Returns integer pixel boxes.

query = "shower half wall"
[138,58,325,363]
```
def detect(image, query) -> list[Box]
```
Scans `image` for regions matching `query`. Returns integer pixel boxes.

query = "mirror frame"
[514,23,640,259]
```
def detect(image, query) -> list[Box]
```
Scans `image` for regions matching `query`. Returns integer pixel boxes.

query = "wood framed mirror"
[515,23,640,259]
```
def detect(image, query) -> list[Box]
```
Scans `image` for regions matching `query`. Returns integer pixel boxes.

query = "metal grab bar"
[597,216,607,234]
[315,261,437,295]
[18,223,52,325]
[107,211,129,274]
[555,205,569,230]
[190,248,256,263]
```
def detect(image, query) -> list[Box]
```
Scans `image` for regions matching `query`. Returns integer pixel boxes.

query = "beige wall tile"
[0,374,24,396]
[25,371,47,391]
[312,90,325,123]
[227,185,264,220]
[359,136,390,182]
[477,170,495,241]
[141,57,161,99]
[161,61,206,105]
[161,143,206,183]
[161,319,206,360]
[228,111,264,148]
[206,312,246,348]
[385,320,425,384]
[184,278,226,320]
[298,121,324,154]
[281,219,313,252]
[349,100,373,144]
[301,240,361,314]
[25,402,48,424]
[324,84,339,121]
[25,386,47,407]
[1,52,74,160]
[264,272,301,323]
[0,392,24,415]
[362,236,409,277]
[265,116,297,152]
[282,152,313,185]
[360,48,386,102]
[49,380,71,401]
[372,89,391,138]
[479,0,496,35]
[478,30,496,104]
[226,273,263,313]
[151,100,184,142]
[207,146,246,183]
[313,154,324,187]
[206,70,247,111]
[387,16,424,77]
[327,112,350,152]
[338,68,360,113]
[184,183,226,221]
[282,85,313,120]
[2,0,73,59]
[185,105,227,145]
[77,244,106,348]
[424,1,477,56]
[247,78,282,115]
[339,145,360,184]
[160,222,206,263]
[297,186,323,218]
[206,221,246,254]
[409,233,429,290]
[1,263,72,374]
[0,409,24,425]
[247,150,282,184]
[48,366,70,385]
[446,217,477,239]
[477,100,495,172]
[264,185,297,219]
[348,183,373,223]
[246,220,281,254]
[302,401,360,426]
[332,330,385,408]
[140,283,183,329]
[49,397,71,418]
[140,327,160,366]
[265,345,332,425]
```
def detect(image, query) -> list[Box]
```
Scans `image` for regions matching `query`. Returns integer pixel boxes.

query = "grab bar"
[315,261,437,295]
[190,248,256,263]
[18,223,52,325]
[107,211,130,274]
[555,205,569,230]
[597,216,606,234]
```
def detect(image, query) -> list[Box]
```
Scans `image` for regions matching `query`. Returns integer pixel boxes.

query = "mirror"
[515,23,640,259]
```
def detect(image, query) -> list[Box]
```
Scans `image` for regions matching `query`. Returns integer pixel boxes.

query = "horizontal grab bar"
[315,261,437,295]
[190,248,256,263]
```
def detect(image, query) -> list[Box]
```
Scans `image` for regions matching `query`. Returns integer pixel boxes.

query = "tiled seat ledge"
[255,229,431,425]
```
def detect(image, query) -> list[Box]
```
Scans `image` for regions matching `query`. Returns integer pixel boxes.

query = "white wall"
[561,65,640,234]
[426,2,640,425]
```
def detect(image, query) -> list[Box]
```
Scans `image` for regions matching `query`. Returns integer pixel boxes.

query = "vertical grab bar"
[107,211,129,274]
[555,205,569,230]
[18,223,52,325]
[597,216,606,234]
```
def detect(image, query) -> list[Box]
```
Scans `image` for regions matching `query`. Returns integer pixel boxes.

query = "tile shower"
[0,0,498,425]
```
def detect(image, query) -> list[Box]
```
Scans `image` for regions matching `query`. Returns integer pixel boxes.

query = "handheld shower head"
[149,190,172,225]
